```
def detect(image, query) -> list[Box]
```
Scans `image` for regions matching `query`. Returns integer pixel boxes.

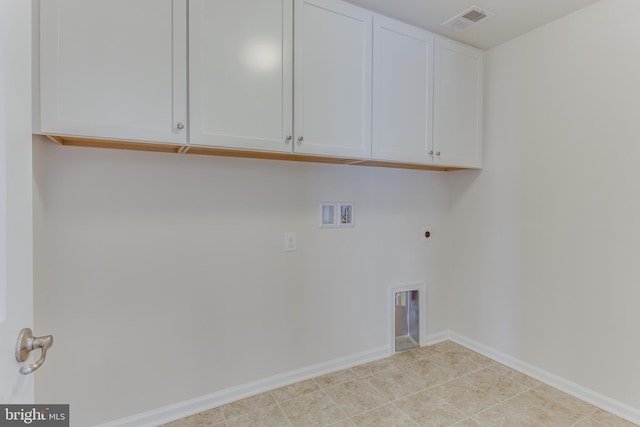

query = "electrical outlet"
[284,232,297,252]
[421,227,432,242]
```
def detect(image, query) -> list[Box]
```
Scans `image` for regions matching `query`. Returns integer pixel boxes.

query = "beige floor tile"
[390,349,427,366]
[433,378,500,415]
[473,403,543,427]
[352,358,396,377]
[465,352,495,367]
[398,358,460,389]
[167,342,629,427]
[452,418,484,427]
[574,409,639,427]
[427,352,484,376]
[429,341,475,356]
[329,419,357,427]
[530,384,596,416]
[394,390,466,426]
[221,392,276,419]
[324,379,389,417]
[162,421,226,427]
[280,390,347,426]
[506,386,595,427]
[365,367,426,401]
[429,341,463,353]
[490,364,540,388]
[314,368,360,388]
[351,404,418,426]
[226,404,290,427]
[270,379,319,402]
[161,407,225,427]
[464,365,539,401]
[411,345,441,358]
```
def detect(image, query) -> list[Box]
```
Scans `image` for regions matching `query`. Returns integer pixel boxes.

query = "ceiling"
[341,0,601,50]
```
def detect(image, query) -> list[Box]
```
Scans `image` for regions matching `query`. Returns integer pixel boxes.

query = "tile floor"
[162,341,638,427]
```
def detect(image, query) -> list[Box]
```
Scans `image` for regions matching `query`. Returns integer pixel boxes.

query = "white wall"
[34,0,640,424]
[448,0,640,412]
[33,141,449,426]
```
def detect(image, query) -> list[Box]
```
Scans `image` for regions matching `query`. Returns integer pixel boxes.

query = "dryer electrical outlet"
[421,227,432,242]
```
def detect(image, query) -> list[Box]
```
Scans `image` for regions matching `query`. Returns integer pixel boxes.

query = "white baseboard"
[448,331,640,426]
[96,345,390,427]
[422,330,450,346]
[97,330,640,427]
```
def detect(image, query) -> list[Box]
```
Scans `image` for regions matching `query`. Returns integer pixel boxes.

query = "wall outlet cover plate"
[284,232,297,251]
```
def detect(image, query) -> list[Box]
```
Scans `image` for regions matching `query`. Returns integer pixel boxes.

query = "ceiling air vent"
[442,6,493,32]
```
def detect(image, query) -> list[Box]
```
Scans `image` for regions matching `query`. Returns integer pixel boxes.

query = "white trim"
[96,330,640,426]
[389,282,427,355]
[96,346,389,427]
[422,330,449,346]
[448,331,640,426]
[0,15,6,323]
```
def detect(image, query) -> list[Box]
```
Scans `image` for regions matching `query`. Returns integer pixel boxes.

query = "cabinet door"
[372,16,433,164]
[189,0,293,153]
[294,0,372,159]
[40,0,187,144]
[433,38,483,168]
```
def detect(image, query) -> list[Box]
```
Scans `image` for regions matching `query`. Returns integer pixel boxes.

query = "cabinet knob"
[436,151,441,156]
[286,135,293,142]
[297,136,304,144]
[428,150,434,155]
[176,122,185,130]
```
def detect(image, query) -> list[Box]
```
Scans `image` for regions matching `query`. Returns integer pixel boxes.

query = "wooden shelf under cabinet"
[45,135,468,172]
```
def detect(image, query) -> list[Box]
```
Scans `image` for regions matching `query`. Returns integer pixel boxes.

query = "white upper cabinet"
[37,0,482,169]
[39,0,187,144]
[189,0,293,152]
[294,0,373,159]
[433,38,483,168]
[372,16,434,164]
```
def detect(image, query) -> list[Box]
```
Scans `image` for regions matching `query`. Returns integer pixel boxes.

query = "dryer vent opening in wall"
[395,290,420,352]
